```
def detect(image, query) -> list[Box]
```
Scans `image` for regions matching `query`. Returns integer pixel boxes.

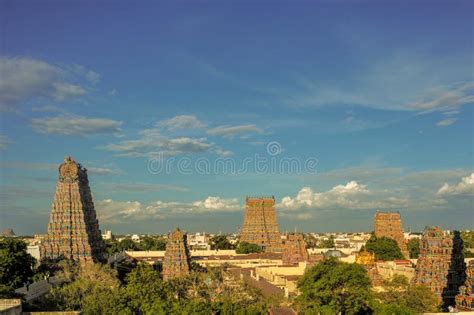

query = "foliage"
[0,237,36,289]
[364,235,404,261]
[304,234,317,249]
[50,262,122,314]
[317,236,335,248]
[105,237,167,256]
[236,242,263,254]
[374,275,439,314]
[209,235,234,250]
[407,238,420,259]
[296,258,373,314]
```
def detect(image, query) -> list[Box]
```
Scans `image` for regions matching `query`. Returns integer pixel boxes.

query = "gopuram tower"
[413,227,466,307]
[40,156,105,262]
[240,196,282,252]
[374,211,409,258]
[282,233,309,265]
[162,228,191,280]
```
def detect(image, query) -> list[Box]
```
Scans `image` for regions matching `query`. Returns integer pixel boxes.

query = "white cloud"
[159,115,206,130]
[207,124,263,138]
[103,182,189,193]
[280,181,371,211]
[31,115,122,136]
[95,196,240,223]
[0,135,10,150]
[0,56,94,110]
[436,117,457,127]
[104,124,213,157]
[86,167,125,176]
[408,82,474,112]
[52,83,87,101]
[437,173,474,196]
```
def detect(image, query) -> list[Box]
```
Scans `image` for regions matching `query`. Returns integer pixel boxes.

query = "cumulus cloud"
[280,181,371,211]
[31,115,122,136]
[104,182,189,192]
[207,124,263,138]
[437,173,474,196]
[159,115,206,130]
[95,196,240,223]
[0,56,96,110]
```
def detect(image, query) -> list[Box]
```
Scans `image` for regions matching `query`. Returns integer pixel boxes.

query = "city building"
[413,227,466,307]
[240,196,282,252]
[102,230,113,240]
[40,156,105,262]
[162,228,191,280]
[374,211,409,258]
[188,232,210,250]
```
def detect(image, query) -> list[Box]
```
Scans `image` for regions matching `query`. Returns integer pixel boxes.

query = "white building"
[102,230,113,240]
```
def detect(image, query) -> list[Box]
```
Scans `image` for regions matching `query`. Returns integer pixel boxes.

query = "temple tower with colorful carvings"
[240,196,282,252]
[413,227,466,307]
[282,233,309,265]
[162,228,191,280]
[374,211,409,258]
[40,156,105,262]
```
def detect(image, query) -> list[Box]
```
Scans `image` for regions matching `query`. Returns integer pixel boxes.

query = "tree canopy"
[296,258,373,314]
[364,235,404,261]
[236,242,263,254]
[209,235,234,250]
[407,238,420,259]
[0,238,36,290]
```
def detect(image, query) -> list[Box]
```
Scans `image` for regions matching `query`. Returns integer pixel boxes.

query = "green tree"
[210,235,234,250]
[318,236,335,248]
[364,235,404,261]
[407,238,420,259]
[296,258,373,314]
[404,285,438,313]
[124,264,172,314]
[50,262,123,314]
[139,236,167,251]
[0,238,36,289]
[235,242,263,254]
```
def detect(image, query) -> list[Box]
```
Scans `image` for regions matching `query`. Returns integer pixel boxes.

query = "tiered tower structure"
[282,233,309,265]
[374,211,409,258]
[455,260,473,311]
[162,228,191,280]
[413,227,466,307]
[240,196,282,252]
[40,156,105,262]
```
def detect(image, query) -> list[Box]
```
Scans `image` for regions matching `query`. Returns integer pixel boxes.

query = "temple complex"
[162,228,191,280]
[374,211,409,258]
[356,249,383,286]
[455,260,474,311]
[282,233,309,265]
[40,156,105,262]
[240,196,282,252]
[413,227,466,307]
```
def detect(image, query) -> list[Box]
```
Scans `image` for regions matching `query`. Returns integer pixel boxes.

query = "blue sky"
[0,0,473,235]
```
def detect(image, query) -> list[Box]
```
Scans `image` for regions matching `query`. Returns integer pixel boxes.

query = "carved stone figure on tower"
[40,156,105,262]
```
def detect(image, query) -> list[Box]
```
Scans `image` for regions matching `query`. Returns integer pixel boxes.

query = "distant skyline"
[0,1,473,235]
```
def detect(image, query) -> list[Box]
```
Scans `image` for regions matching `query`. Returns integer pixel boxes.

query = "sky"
[0,0,473,235]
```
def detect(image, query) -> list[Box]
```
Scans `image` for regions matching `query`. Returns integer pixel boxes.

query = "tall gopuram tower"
[282,233,309,265]
[162,228,191,281]
[413,227,466,307]
[40,156,105,262]
[374,211,409,258]
[240,196,282,252]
